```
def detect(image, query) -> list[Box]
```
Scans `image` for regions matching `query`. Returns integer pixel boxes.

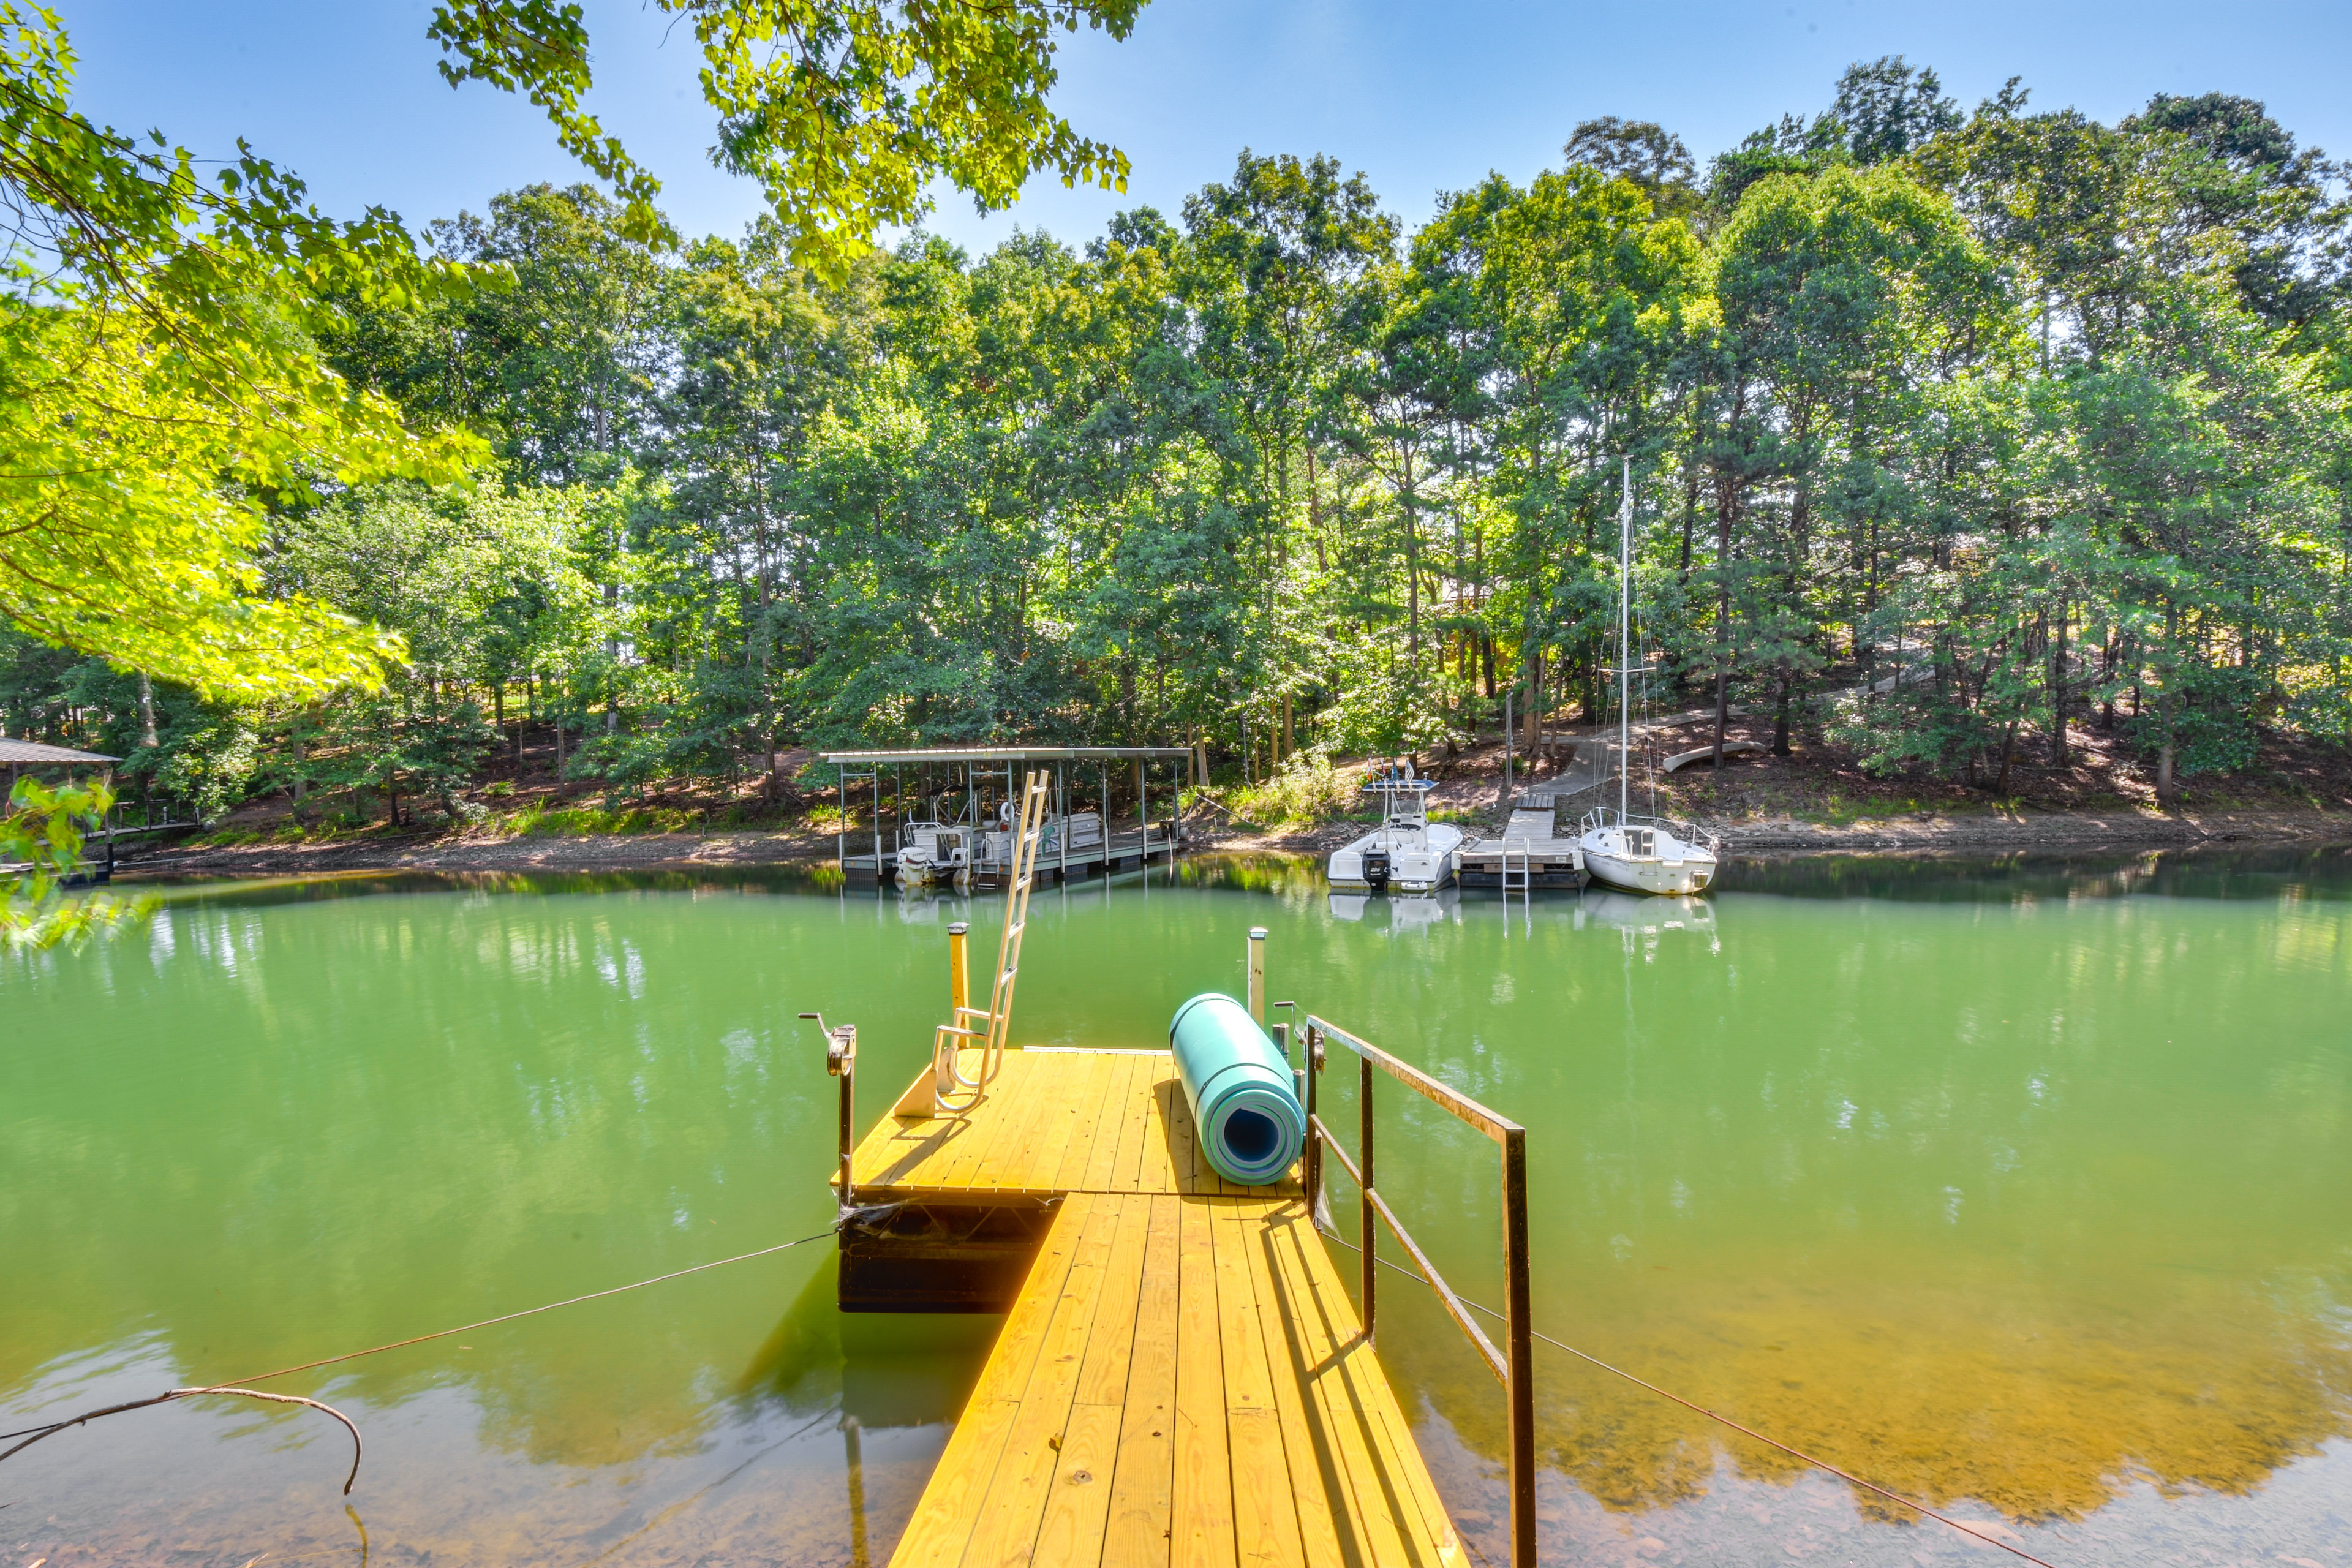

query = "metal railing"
[1302,1014,1534,1568]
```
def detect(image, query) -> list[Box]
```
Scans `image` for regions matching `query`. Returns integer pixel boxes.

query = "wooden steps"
[846,1048,1465,1566]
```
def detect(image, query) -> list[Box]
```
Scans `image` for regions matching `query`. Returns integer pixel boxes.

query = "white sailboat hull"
[1580,847,1716,895]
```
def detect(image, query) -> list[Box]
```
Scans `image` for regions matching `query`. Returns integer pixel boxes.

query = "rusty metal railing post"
[805,1013,858,1213]
[1304,1024,1323,1215]
[1360,1052,1376,1343]
[1246,926,1267,1023]
[1302,1013,1532,1566]
[1502,1125,1534,1567]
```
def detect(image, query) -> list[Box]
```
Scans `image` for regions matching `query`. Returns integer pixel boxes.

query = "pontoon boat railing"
[1302,1014,1535,1568]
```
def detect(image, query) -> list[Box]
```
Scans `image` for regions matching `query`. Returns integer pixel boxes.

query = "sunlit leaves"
[429,0,1143,276]
[0,4,485,697]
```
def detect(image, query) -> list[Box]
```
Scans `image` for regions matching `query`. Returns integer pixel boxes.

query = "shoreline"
[113,804,2352,881]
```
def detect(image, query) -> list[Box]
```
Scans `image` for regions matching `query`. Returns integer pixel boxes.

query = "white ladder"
[1501,839,1531,901]
[928,769,1049,1114]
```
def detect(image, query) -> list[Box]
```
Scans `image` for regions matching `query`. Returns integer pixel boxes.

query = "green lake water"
[4,850,2351,1566]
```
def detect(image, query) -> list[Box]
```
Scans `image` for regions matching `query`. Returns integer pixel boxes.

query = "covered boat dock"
[821,746,1196,884]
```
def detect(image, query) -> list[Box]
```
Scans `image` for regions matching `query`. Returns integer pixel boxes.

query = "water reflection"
[6,846,2351,1566]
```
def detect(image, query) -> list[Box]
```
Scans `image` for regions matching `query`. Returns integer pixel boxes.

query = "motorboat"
[1577,806,1720,895]
[1577,458,1721,897]
[1327,767,1462,893]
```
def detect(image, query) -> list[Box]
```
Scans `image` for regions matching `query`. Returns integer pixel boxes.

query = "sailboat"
[1578,459,1722,897]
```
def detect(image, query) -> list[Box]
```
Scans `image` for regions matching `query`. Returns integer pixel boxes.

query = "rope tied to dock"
[0,1224,842,1488]
[1317,1224,2062,1568]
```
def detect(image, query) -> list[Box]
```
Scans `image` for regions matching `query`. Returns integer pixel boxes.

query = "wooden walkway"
[848,1049,1289,1204]
[847,1049,1466,1568]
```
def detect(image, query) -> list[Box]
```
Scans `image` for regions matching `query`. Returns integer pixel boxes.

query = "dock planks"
[855,1049,1461,1567]
[887,1192,1466,1568]
[843,1048,1292,1204]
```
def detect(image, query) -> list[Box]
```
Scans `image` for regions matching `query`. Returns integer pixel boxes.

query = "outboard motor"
[1362,848,1390,889]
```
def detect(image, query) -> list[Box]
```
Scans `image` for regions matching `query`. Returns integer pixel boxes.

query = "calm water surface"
[4,850,2351,1566]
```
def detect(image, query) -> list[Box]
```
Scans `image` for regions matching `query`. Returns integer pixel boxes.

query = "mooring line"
[0,1226,840,1477]
[1317,1224,2059,1568]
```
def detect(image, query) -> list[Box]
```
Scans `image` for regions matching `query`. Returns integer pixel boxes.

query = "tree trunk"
[1403,469,1421,664]
[1521,646,1542,755]
[136,671,159,750]
[1712,496,1733,771]
[1995,716,2019,796]
[1772,674,1792,756]
[2049,597,2068,769]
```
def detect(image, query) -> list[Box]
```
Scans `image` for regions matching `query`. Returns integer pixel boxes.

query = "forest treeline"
[6,57,2350,821]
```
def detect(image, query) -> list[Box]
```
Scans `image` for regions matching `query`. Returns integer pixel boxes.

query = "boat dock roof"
[821,746,1194,764]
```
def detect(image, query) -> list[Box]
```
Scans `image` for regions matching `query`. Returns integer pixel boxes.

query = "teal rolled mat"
[1169,992,1305,1186]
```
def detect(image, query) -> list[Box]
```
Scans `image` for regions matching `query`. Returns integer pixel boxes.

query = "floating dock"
[1457,806,1585,891]
[837,1047,1471,1567]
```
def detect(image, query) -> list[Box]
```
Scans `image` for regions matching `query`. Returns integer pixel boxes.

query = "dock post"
[927,921,971,1109]
[1246,926,1267,1024]
[1502,1123,1535,1567]
[804,1014,858,1213]
[948,921,970,1011]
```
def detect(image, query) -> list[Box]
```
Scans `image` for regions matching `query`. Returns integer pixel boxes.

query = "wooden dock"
[840,1047,1469,1567]
[1456,807,1585,892]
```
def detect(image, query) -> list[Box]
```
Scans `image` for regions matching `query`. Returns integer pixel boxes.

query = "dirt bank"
[118,800,2351,882]
[116,825,842,881]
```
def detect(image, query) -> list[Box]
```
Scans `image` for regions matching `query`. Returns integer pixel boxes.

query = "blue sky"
[66,1,2352,254]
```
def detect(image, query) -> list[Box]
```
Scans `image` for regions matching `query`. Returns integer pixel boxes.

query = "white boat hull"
[1581,848,1716,895]
[1328,821,1463,893]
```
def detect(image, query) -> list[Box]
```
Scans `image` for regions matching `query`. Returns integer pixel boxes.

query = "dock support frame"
[1306,1014,1536,1568]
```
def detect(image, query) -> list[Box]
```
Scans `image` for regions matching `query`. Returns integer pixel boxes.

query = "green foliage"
[1229,752,1357,826]
[0,6,482,698]
[2,776,151,950]
[5,50,2349,840]
[427,0,1143,274]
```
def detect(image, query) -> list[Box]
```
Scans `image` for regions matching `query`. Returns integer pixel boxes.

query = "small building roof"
[0,738,120,765]
[821,745,1194,765]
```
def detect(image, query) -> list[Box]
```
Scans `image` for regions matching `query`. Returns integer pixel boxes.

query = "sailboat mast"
[1619,456,1631,820]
